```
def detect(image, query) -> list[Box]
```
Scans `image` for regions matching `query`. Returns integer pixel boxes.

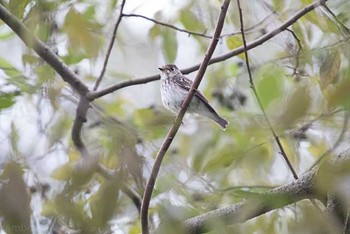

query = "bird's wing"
[172,74,209,103]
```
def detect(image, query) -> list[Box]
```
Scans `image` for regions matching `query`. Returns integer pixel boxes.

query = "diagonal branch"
[182,167,319,234]
[93,0,127,91]
[0,2,143,212]
[87,0,328,101]
[181,148,350,233]
[0,3,89,96]
[140,1,231,233]
[236,0,298,179]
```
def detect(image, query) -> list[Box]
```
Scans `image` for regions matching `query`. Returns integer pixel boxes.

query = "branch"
[122,13,212,38]
[88,0,328,101]
[0,2,143,213]
[93,0,127,91]
[286,28,303,77]
[140,1,231,233]
[123,11,275,39]
[183,168,318,234]
[181,148,350,234]
[0,3,89,96]
[236,0,298,179]
[71,97,91,157]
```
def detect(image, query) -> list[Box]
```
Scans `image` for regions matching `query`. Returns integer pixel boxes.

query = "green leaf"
[319,51,341,90]
[162,28,178,63]
[62,50,86,65]
[256,65,284,109]
[51,163,74,181]
[36,63,56,84]
[133,108,173,139]
[179,9,205,32]
[10,123,19,156]
[63,7,103,58]
[48,114,72,146]
[0,31,14,40]
[301,0,313,4]
[0,92,19,111]
[272,0,285,10]
[0,57,22,78]
[149,25,161,40]
[326,79,350,110]
[226,35,243,50]
[22,54,38,65]
[276,85,311,128]
[90,180,120,228]
[9,0,30,18]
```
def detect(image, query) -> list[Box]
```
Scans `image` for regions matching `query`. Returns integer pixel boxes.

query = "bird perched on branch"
[159,64,228,130]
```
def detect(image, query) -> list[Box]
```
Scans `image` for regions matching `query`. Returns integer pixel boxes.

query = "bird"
[158,64,228,130]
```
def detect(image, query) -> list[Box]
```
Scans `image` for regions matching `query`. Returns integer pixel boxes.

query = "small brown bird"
[159,64,228,130]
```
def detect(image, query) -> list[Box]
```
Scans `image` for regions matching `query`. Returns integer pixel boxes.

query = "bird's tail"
[213,114,229,130]
[196,102,229,130]
[200,108,229,130]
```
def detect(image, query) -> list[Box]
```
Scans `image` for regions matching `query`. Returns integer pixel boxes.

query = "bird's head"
[158,64,182,80]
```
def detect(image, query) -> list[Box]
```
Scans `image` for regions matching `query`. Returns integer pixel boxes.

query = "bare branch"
[93,0,127,91]
[88,0,328,101]
[182,167,318,234]
[140,1,231,233]
[71,97,91,157]
[122,13,212,38]
[286,28,303,77]
[123,11,275,39]
[181,148,350,233]
[236,0,298,179]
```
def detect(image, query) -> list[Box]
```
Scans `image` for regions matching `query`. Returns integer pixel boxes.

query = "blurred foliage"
[0,0,349,233]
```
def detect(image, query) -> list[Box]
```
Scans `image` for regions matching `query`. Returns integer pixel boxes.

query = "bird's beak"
[158,67,164,71]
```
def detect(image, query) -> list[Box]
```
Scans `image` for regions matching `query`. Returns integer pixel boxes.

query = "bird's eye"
[171,67,175,71]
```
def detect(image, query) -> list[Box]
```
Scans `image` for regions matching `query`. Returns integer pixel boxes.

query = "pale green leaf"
[0,92,18,111]
[63,7,102,57]
[319,51,341,90]
[162,28,178,63]
[226,35,243,50]
[276,85,311,128]
[256,65,284,109]
[9,0,30,18]
[180,9,206,32]
[51,164,74,181]
[0,57,22,78]
[326,79,350,110]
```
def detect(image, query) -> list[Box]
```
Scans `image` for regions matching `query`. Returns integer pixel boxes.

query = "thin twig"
[93,0,127,91]
[122,13,212,38]
[140,1,231,233]
[286,28,303,77]
[310,111,349,168]
[88,0,328,101]
[123,11,275,39]
[321,3,350,35]
[236,0,298,179]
